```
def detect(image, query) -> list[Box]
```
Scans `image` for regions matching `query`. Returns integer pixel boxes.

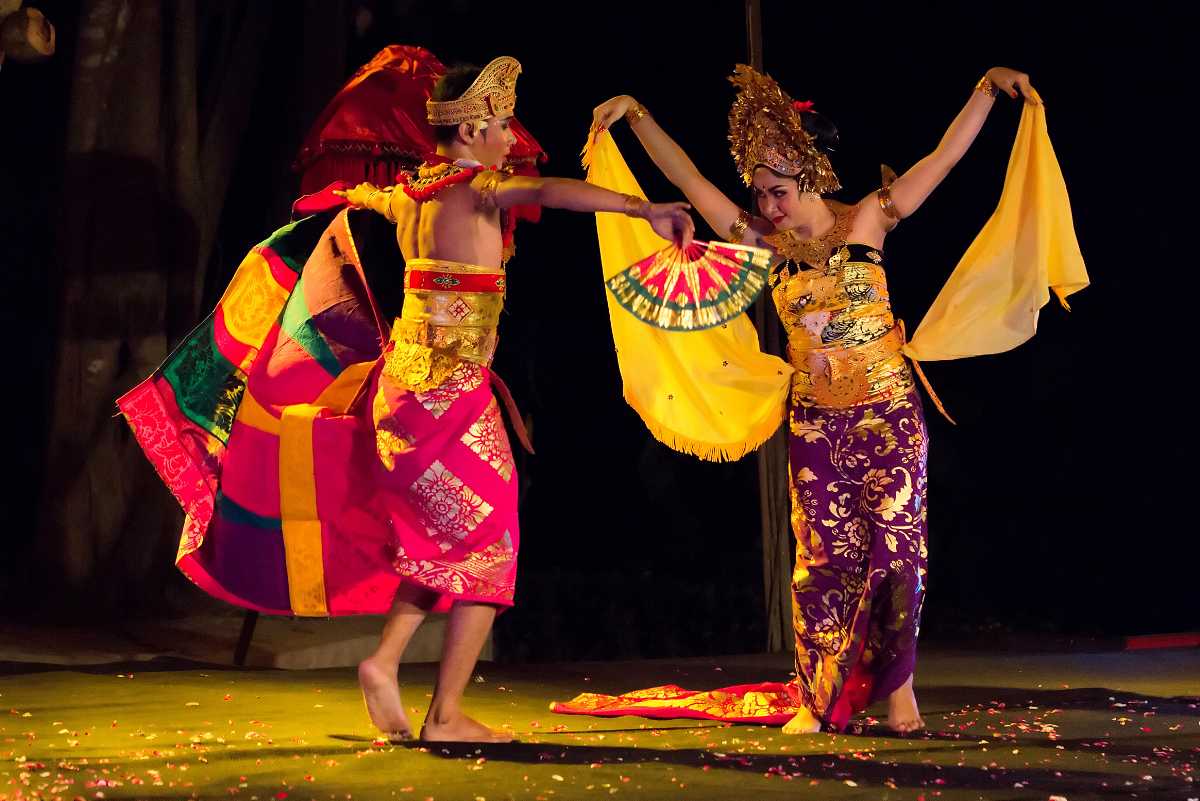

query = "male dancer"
[341,56,693,743]
[120,54,692,745]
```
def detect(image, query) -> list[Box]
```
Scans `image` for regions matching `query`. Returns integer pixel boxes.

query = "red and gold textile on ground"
[552,683,798,726]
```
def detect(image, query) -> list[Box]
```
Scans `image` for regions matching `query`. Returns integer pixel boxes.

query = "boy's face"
[465,113,516,167]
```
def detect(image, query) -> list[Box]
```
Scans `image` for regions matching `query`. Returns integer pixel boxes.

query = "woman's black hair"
[430,64,482,144]
[799,109,839,154]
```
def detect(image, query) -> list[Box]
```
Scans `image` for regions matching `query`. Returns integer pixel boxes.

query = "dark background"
[1,0,1191,659]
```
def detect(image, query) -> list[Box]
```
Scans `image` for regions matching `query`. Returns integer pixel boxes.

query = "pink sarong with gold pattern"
[118,201,520,616]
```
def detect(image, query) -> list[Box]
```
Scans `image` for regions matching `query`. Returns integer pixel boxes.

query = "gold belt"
[382,259,505,391]
[788,324,914,408]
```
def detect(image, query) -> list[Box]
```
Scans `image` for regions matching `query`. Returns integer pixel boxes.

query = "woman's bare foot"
[421,710,512,743]
[887,674,925,734]
[781,706,822,735]
[358,658,413,740]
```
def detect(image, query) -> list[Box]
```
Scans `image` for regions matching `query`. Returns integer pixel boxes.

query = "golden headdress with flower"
[727,64,839,193]
[426,56,522,126]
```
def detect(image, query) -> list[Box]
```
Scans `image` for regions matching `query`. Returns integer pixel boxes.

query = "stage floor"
[1,648,1196,800]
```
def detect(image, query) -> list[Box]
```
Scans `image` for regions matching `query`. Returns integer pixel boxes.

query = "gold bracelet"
[624,101,649,126]
[728,209,751,243]
[623,194,648,218]
[975,76,998,98]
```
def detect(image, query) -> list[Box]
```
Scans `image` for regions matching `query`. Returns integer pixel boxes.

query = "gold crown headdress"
[727,64,839,193]
[426,56,522,127]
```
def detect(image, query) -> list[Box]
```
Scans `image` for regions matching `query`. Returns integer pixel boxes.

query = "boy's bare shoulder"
[434,179,482,209]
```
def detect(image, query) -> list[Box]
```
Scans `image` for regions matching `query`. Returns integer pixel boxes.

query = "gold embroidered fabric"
[401,161,482,201]
[382,258,505,391]
[409,459,494,550]
[372,389,415,471]
[788,325,913,408]
[772,241,914,408]
[460,398,515,482]
[763,201,858,270]
[393,531,515,599]
[414,362,485,419]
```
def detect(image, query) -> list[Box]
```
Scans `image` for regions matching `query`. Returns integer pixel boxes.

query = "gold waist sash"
[788,324,914,408]
[383,258,505,390]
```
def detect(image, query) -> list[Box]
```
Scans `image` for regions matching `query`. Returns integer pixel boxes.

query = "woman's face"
[751,167,802,229]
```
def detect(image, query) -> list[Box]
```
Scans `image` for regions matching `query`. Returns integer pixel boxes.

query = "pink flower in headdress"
[793,100,815,113]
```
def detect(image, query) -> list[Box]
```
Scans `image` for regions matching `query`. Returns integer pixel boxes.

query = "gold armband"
[475,170,509,212]
[877,188,900,221]
[728,209,752,243]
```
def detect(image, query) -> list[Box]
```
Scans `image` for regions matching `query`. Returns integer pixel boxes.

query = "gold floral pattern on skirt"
[414,362,485,418]
[786,389,928,725]
[372,386,414,471]
[409,460,494,551]
[460,398,515,482]
[393,530,515,598]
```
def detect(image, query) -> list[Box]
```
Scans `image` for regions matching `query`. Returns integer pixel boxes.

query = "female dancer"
[570,65,1040,734]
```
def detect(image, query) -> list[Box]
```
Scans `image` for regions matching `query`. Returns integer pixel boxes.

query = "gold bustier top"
[382,258,506,391]
[765,204,913,408]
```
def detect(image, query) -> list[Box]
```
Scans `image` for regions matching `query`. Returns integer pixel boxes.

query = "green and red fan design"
[606,240,773,331]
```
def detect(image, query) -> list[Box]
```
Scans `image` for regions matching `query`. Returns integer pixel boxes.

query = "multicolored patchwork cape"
[119,194,519,615]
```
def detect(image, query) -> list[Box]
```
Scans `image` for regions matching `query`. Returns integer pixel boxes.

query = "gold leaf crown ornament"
[727,64,840,193]
[426,56,522,127]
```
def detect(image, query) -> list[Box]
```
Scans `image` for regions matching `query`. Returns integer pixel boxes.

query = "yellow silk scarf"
[903,92,1089,361]
[586,94,1087,460]
[584,131,792,462]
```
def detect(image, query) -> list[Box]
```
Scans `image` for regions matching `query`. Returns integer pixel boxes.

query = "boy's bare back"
[392,176,503,268]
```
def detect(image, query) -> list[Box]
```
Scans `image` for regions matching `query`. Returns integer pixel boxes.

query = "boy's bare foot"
[358,658,413,740]
[887,674,925,735]
[421,711,512,743]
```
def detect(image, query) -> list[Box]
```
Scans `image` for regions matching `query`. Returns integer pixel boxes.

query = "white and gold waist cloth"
[383,258,506,391]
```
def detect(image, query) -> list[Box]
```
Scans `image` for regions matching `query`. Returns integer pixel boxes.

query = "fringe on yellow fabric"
[623,387,785,462]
